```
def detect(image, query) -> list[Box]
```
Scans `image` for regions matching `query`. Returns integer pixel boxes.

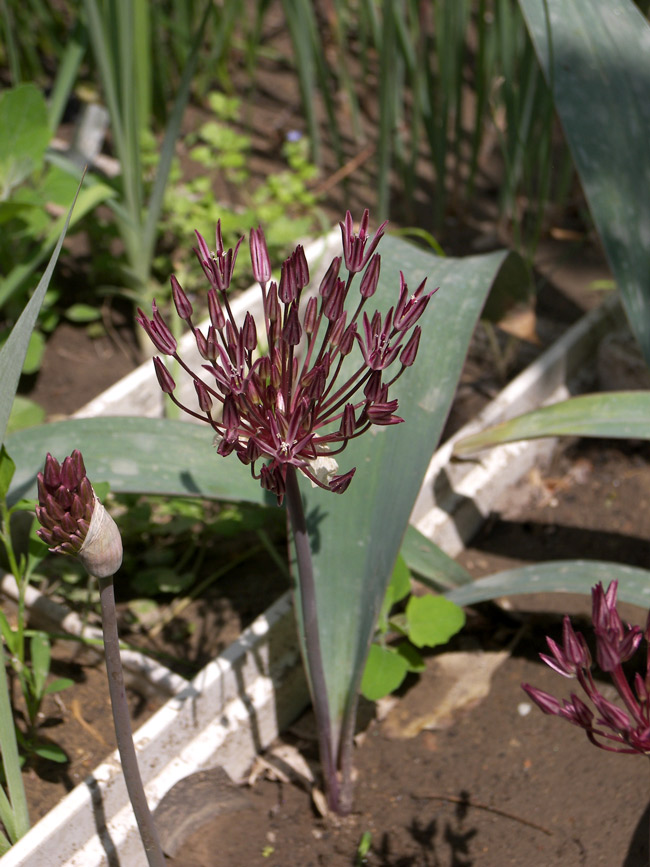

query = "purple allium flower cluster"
[522,581,650,755]
[36,450,95,556]
[138,211,434,504]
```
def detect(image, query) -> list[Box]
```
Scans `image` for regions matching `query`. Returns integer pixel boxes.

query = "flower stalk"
[36,452,165,867]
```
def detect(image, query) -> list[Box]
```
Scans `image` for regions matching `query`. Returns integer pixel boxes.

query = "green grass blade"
[454,391,650,456]
[517,0,650,365]
[0,182,115,309]
[47,21,87,133]
[445,560,650,610]
[0,180,84,445]
[0,640,29,840]
[401,524,473,591]
[141,0,213,281]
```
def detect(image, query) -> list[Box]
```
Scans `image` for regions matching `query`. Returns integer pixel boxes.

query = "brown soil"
[13,639,161,824]
[172,438,650,867]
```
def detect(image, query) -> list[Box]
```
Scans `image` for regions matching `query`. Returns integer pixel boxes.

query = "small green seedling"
[361,554,466,701]
[355,830,372,865]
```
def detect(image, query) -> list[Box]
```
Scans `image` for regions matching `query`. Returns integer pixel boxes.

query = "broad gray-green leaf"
[295,234,528,750]
[5,417,271,508]
[445,560,650,610]
[0,180,83,445]
[454,391,650,456]
[401,523,473,589]
[517,0,650,365]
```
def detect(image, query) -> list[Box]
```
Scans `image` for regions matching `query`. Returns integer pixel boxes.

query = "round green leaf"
[361,643,409,701]
[405,595,466,649]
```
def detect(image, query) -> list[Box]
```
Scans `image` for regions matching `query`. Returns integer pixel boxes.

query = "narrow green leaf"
[517,0,650,364]
[401,524,473,590]
[0,180,112,311]
[444,560,650,610]
[0,641,29,839]
[405,595,466,649]
[454,392,650,456]
[6,417,272,508]
[44,677,75,696]
[32,742,67,763]
[29,633,50,700]
[0,445,16,499]
[0,177,83,444]
[142,1,213,279]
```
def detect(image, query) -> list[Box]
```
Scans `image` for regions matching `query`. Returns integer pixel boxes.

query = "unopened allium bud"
[36,451,123,579]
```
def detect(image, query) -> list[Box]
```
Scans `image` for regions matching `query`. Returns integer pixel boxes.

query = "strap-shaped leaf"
[6,417,271,508]
[518,0,650,364]
[454,391,650,456]
[0,181,83,444]
[445,560,650,610]
[294,234,528,747]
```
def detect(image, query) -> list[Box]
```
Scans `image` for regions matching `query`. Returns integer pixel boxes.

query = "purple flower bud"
[250,226,271,284]
[339,209,388,274]
[242,312,257,351]
[282,304,302,346]
[400,327,421,367]
[521,683,564,716]
[366,401,403,425]
[323,279,345,322]
[329,468,356,494]
[293,245,309,290]
[208,289,226,330]
[359,254,381,298]
[340,404,356,438]
[153,357,176,394]
[304,296,318,335]
[279,257,297,304]
[319,256,341,297]
[171,275,193,320]
[194,379,213,413]
[136,303,177,355]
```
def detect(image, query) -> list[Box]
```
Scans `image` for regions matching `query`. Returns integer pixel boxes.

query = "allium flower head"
[522,580,650,755]
[36,450,123,578]
[138,213,434,504]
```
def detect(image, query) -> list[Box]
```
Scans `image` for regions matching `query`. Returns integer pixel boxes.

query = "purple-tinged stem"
[97,575,166,867]
[284,466,342,814]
